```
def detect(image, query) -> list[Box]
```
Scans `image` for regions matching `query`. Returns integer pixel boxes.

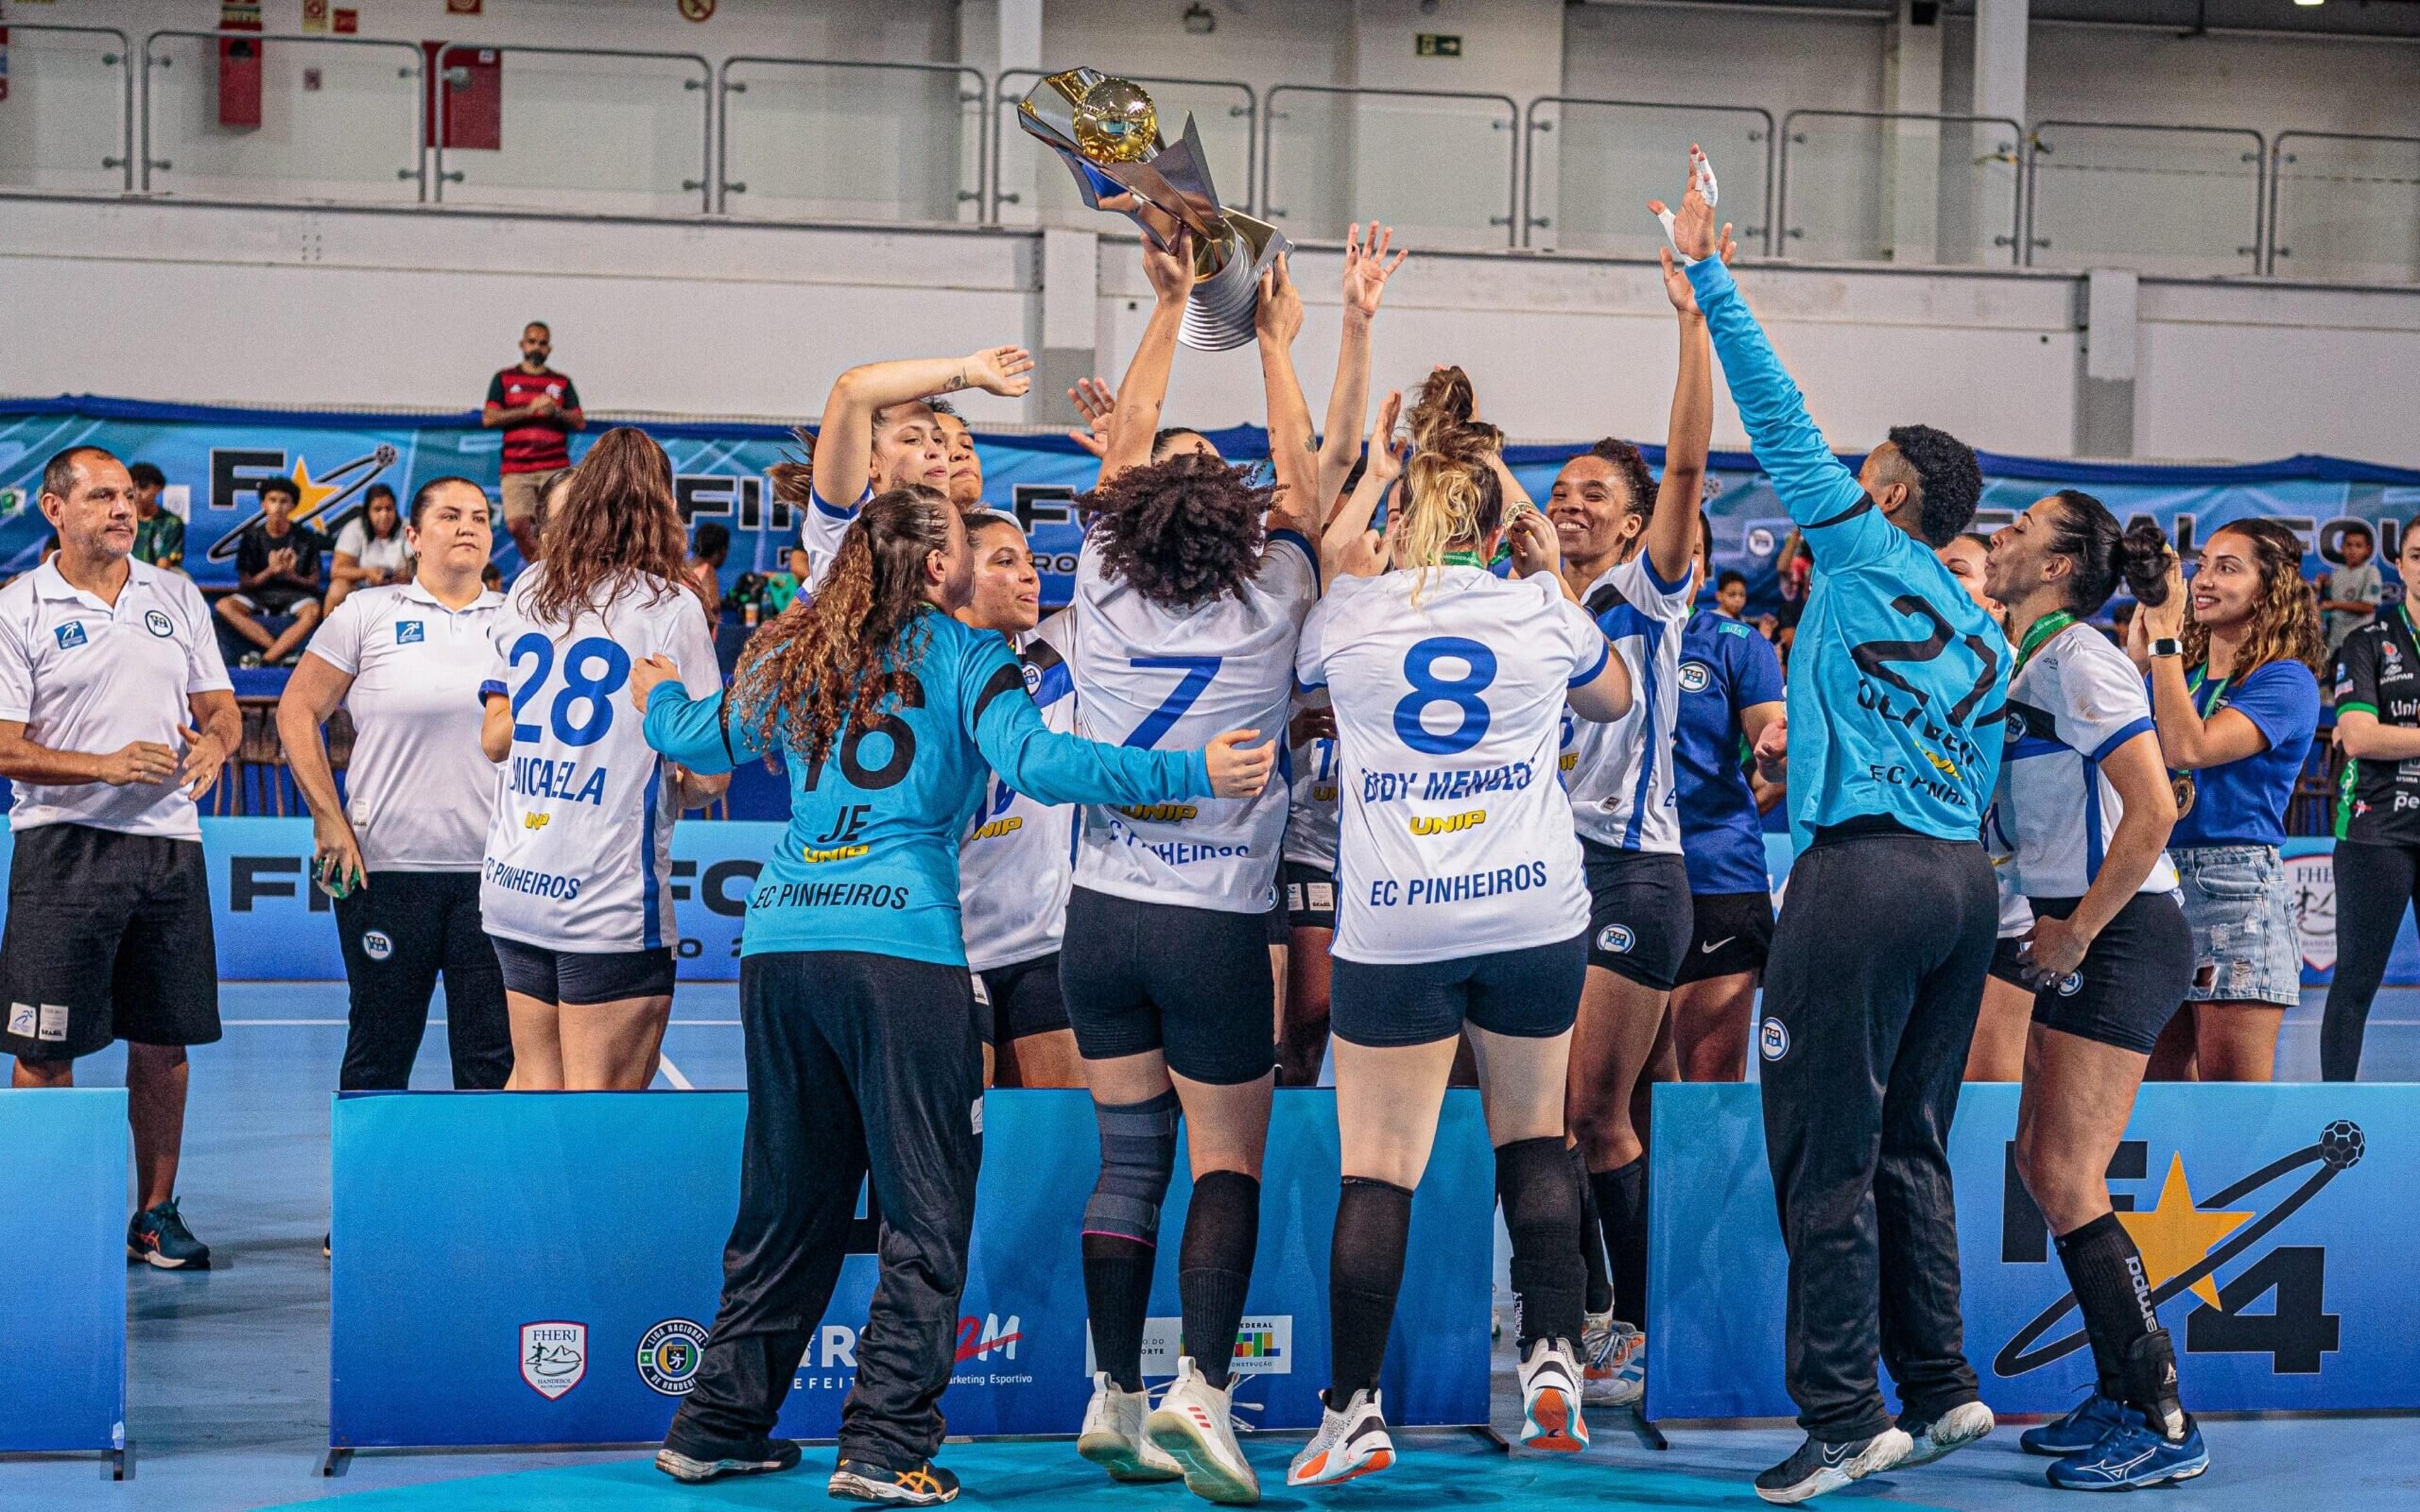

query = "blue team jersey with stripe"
[642,608,1208,967]
[1686,256,2008,845]
[1674,609,1786,895]
[1987,621,2175,898]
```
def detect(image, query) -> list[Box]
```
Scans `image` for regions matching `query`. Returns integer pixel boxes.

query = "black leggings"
[2320,840,2420,1081]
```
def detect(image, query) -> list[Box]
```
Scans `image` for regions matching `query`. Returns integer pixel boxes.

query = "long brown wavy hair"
[526,427,700,624]
[733,483,955,767]
[1400,366,1505,600]
[2184,518,2324,678]
[1079,452,1272,612]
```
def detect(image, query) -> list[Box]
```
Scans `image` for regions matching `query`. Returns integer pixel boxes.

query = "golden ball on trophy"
[1071,77,1159,164]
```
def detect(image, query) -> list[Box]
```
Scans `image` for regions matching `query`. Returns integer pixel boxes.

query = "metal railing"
[432,45,711,214]
[720,58,985,223]
[991,69,1253,226]
[0,23,134,194]
[141,29,426,203]
[1521,98,1774,254]
[2267,132,2420,283]
[1263,84,1520,249]
[1778,110,2024,266]
[2025,120,2266,276]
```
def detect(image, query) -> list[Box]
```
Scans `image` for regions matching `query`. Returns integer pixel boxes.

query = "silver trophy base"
[1178,238,1262,352]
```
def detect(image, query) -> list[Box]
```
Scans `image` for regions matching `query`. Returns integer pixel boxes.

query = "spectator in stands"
[686,520,730,609]
[325,483,410,614]
[482,321,584,564]
[215,476,328,667]
[1715,567,1749,620]
[2319,522,2383,666]
[129,462,185,571]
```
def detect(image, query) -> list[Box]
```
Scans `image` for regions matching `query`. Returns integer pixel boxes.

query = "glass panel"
[2029,123,2262,276]
[723,61,981,224]
[142,32,421,203]
[440,49,706,215]
[1265,88,1514,251]
[995,72,1250,230]
[2271,135,2420,285]
[1543,101,1770,256]
[0,28,129,193]
[1781,113,2021,265]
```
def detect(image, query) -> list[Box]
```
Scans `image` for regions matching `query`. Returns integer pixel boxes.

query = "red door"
[422,42,500,151]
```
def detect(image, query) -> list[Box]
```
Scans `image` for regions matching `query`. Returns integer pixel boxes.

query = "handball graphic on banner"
[1018,69,1289,351]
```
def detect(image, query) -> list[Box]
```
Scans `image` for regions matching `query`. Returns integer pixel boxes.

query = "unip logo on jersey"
[1759,1016,1790,1062]
[53,622,86,650]
[144,609,175,638]
[396,621,425,645]
[1597,924,1635,956]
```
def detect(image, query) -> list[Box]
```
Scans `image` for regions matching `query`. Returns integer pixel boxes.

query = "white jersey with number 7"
[1065,530,1320,914]
[478,567,723,954]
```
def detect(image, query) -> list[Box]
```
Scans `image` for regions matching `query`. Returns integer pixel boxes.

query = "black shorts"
[1284,861,1338,932]
[0,824,220,1062]
[1673,890,1775,985]
[2026,891,2194,1054]
[1988,936,2034,989]
[490,936,676,1005]
[974,953,1072,1046]
[1580,841,1693,990]
[1330,932,1588,1048]
[1059,886,1276,1085]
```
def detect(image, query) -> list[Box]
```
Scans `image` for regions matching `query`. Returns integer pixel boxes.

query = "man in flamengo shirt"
[1668,168,2009,1503]
[482,321,585,565]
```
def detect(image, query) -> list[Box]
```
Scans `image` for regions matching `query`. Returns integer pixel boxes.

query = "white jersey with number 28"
[480,568,723,954]
[1298,566,1608,965]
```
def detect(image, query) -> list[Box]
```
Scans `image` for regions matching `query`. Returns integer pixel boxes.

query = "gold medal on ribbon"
[2172,772,2197,818]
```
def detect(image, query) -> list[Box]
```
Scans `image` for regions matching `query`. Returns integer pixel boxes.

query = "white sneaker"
[1580,1312,1645,1409]
[1077,1372,1180,1482]
[1286,1387,1394,1487]
[1144,1356,1260,1504]
[1899,1400,1995,1466]
[1516,1336,1589,1452]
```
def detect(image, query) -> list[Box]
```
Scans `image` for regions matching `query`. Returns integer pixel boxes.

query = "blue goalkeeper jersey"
[643,607,1209,966]
[1686,256,2007,847]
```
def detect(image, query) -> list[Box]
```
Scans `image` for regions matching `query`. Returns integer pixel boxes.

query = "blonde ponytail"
[1398,367,1505,602]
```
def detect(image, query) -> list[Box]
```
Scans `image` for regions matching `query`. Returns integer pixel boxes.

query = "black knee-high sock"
[1590,1156,1648,1331]
[1081,1090,1178,1393]
[1572,1145,1613,1317]
[1082,1234,1155,1393]
[1499,1137,1585,1353]
[1328,1177,1412,1401]
[1179,1171,1260,1390]
[2056,1212,2186,1438]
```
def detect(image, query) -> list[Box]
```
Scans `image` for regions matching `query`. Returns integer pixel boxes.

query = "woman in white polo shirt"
[324,483,413,615]
[279,476,511,1092]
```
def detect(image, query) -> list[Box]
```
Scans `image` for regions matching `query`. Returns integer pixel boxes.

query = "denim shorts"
[2170,844,2303,1005]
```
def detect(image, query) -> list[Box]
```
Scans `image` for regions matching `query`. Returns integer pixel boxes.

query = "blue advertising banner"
[329,1087,1492,1448]
[0,1089,127,1453]
[6,396,2417,612]
[1647,1082,2419,1421]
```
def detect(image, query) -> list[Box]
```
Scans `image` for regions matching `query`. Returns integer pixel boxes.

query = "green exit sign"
[1415,33,1462,57]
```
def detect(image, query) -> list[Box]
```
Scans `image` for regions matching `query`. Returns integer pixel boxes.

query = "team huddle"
[2,150,2258,1508]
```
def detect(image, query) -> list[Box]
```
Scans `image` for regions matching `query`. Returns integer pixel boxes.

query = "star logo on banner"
[2118,1152,2254,1308]
[290,457,342,527]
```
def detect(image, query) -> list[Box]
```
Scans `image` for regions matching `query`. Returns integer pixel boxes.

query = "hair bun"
[2116,519,2173,605]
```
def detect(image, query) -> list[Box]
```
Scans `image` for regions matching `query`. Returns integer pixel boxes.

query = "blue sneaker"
[127,1198,210,1270]
[2044,1409,2208,1492]
[2020,1392,2129,1457]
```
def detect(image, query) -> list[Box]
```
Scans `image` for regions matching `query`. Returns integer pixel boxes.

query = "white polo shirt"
[0,558,232,840]
[307,580,505,872]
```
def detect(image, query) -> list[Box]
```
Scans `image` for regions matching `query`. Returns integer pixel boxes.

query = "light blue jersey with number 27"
[478,569,723,954]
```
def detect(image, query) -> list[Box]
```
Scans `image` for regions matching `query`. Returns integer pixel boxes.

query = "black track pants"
[2320,840,2420,1082]
[1760,830,1995,1441]
[333,871,510,1091]
[672,949,982,1470]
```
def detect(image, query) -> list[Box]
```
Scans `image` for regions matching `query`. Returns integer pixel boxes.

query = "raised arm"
[1317,222,1408,507]
[1642,195,1732,585]
[1322,391,1403,583]
[1099,230,1199,483]
[812,347,1033,508]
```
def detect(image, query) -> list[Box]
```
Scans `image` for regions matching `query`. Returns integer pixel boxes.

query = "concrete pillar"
[1038,226,1099,427]
[1971,0,2029,127]
[2077,267,2138,458]
[1884,0,1944,264]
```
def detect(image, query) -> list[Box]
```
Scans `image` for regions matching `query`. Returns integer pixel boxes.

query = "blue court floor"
[2,982,2416,1512]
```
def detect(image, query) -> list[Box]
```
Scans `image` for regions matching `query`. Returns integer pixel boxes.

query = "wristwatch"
[2149,637,2183,659]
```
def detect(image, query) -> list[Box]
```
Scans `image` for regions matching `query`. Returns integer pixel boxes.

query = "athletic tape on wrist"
[1655,151,1720,265]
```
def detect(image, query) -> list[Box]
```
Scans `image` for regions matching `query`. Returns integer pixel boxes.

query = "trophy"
[1018,68,1290,352]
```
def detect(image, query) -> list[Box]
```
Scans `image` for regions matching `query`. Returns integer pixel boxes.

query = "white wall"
[4,193,2412,468]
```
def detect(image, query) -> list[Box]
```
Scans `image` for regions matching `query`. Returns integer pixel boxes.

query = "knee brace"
[1082,1089,1180,1244]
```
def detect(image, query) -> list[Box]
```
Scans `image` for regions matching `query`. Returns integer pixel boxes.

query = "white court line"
[655,1052,695,1091]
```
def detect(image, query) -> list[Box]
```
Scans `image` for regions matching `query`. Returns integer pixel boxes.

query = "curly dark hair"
[2185,518,2324,678]
[2039,489,2173,617]
[1585,436,1657,522]
[1883,423,1984,547]
[1078,452,1272,612]
[733,483,954,770]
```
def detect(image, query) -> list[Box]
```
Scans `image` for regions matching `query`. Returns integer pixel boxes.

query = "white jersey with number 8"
[1298,567,1608,965]
[479,568,723,954]
[1065,531,1318,914]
